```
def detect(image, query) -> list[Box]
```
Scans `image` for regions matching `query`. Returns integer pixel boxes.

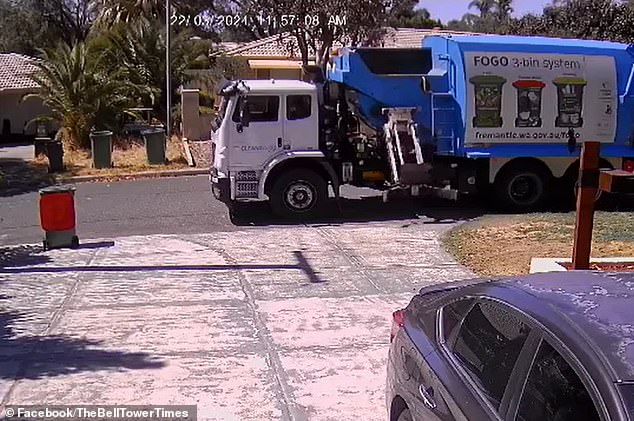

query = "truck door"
[229,94,283,168]
[282,93,319,151]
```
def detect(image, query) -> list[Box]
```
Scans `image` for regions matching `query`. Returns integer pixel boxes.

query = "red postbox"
[39,185,79,250]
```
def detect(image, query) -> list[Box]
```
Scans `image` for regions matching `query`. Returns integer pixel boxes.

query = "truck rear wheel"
[269,169,328,219]
[494,165,551,212]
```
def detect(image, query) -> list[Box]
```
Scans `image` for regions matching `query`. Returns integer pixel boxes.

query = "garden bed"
[186,140,211,168]
[444,212,634,276]
[559,262,634,271]
[38,136,189,178]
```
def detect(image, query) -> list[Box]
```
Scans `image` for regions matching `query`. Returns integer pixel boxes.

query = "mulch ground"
[187,140,211,168]
[443,212,634,277]
[559,262,634,271]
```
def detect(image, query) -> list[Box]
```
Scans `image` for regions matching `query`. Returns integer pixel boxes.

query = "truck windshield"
[211,97,228,132]
[619,384,634,416]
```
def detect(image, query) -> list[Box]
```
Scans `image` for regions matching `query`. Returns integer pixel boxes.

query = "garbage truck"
[210,34,634,218]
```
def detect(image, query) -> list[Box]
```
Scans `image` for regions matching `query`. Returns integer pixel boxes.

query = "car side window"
[516,341,600,421]
[287,95,311,120]
[441,298,475,344]
[452,300,531,411]
[232,95,280,123]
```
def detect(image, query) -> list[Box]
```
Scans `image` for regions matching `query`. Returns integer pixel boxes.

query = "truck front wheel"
[269,169,328,219]
[494,165,551,212]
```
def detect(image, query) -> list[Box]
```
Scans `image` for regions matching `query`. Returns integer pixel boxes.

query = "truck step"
[399,163,433,185]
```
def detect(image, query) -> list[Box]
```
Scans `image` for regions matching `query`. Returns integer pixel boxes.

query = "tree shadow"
[0,310,165,380]
[0,158,54,198]
[0,245,51,268]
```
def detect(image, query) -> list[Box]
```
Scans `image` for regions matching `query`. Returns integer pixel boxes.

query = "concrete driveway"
[0,222,472,420]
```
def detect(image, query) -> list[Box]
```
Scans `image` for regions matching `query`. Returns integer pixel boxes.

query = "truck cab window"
[287,95,311,120]
[232,96,279,123]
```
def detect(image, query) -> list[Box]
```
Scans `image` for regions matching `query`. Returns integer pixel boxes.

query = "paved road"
[0,175,483,247]
[1,176,233,246]
[0,225,473,420]
[0,144,33,161]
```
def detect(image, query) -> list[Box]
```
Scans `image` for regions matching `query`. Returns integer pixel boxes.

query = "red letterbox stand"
[39,185,79,251]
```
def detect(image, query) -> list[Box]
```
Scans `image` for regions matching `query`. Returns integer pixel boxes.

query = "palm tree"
[94,20,209,126]
[26,42,141,149]
[94,0,164,27]
[494,0,514,22]
[94,0,210,27]
[468,0,496,18]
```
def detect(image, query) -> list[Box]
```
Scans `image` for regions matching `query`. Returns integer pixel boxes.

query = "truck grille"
[235,171,259,198]
[236,171,257,181]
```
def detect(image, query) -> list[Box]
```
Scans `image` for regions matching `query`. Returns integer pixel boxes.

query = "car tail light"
[390,309,405,342]
[624,160,634,173]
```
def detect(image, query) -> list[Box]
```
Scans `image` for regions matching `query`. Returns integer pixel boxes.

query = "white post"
[166,0,171,137]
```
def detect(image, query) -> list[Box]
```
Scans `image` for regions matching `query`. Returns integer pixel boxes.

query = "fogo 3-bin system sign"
[465,52,617,144]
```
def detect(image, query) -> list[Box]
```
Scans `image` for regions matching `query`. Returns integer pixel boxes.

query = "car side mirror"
[236,122,243,133]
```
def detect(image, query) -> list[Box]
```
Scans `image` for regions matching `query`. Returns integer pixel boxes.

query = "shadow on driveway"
[0,310,165,380]
[0,245,50,268]
[0,250,326,283]
[229,195,486,226]
[0,158,54,198]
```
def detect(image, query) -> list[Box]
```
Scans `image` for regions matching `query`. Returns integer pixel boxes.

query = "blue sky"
[421,0,553,23]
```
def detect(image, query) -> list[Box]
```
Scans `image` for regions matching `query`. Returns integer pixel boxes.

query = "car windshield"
[618,384,634,416]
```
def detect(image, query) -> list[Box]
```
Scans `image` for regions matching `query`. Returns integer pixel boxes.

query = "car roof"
[243,79,317,93]
[467,271,634,381]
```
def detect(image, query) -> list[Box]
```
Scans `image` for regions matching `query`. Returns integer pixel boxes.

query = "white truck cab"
[211,79,339,218]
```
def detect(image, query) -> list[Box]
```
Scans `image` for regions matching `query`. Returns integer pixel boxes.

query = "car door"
[228,94,283,169]
[508,338,605,421]
[432,298,536,421]
[403,298,477,421]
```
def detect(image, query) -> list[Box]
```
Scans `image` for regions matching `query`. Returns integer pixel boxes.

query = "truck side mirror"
[239,99,250,128]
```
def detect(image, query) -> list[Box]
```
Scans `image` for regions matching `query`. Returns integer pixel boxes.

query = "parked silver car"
[387,271,634,421]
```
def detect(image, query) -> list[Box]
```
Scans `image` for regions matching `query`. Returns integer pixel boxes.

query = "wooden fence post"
[572,141,600,270]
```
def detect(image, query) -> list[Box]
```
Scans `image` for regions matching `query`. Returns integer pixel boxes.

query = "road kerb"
[55,168,210,183]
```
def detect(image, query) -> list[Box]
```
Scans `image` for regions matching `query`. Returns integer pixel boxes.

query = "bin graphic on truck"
[513,80,546,128]
[469,75,507,128]
[553,77,587,128]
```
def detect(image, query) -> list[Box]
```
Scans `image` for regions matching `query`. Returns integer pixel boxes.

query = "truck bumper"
[211,175,231,204]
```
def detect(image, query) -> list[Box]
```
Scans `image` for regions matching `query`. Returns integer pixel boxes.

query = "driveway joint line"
[184,238,305,421]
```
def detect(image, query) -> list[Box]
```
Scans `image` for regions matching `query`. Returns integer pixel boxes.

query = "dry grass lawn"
[36,136,189,178]
[443,212,634,277]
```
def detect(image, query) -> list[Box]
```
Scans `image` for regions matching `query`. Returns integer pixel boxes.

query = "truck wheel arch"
[494,158,554,183]
[262,157,340,199]
[562,158,615,181]
[558,158,615,206]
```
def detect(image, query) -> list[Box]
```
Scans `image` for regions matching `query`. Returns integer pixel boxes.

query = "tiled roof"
[212,33,337,59]
[379,27,479,48]
[0,53,40,92]
[212,28,480,58]
[217,41,241,51]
